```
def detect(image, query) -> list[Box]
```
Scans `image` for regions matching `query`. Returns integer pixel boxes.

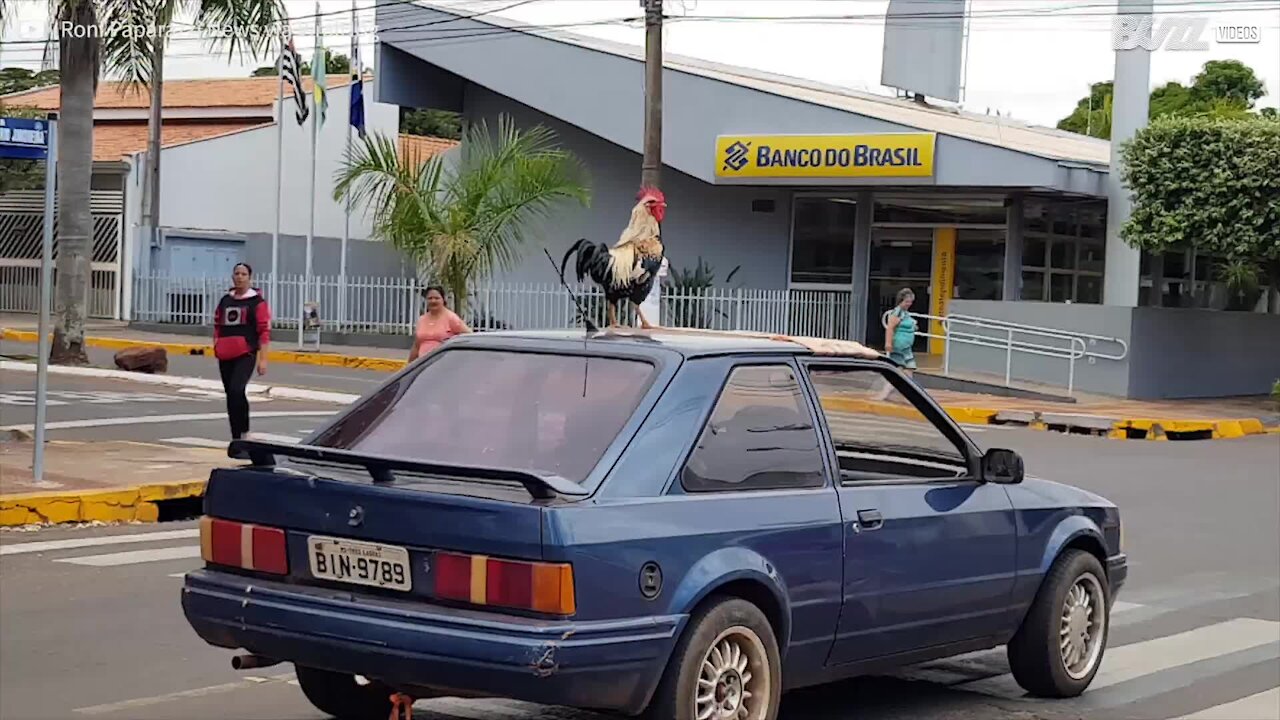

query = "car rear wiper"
[228,439,589,501]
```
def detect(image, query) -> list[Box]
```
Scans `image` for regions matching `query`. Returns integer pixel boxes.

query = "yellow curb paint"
[2,328,406,372]
[819,396,1003,427]
[946,407,998,425]
[0,480,206,527]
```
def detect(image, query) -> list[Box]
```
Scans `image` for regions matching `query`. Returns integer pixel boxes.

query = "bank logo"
[723,141,751,172]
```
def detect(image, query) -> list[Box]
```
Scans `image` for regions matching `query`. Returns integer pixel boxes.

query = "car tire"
[1007,549,1111,698]
[294,665,393,720]
[645,597,782,720]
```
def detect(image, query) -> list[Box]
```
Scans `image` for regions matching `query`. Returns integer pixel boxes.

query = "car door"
[673,360,847,678]
[799,359,1018,667]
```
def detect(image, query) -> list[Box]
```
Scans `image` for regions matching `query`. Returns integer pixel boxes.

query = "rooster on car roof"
[560,187,667,329]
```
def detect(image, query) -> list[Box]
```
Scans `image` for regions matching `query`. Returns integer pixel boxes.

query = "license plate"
[307,536,412,592]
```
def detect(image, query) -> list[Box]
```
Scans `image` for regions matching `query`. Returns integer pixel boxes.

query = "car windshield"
[310,348,656,484]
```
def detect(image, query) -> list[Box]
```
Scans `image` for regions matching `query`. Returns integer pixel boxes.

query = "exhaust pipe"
[232,654,282,670]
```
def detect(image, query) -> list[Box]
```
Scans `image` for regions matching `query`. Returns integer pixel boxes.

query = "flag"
[313,45,328,128]
[349,13,366,139]
[281,39,308,126]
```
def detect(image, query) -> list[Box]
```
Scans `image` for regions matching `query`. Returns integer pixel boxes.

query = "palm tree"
[1,0,286,364]
[334,115,591,316]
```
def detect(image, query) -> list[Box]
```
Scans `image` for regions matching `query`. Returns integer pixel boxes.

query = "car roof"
[447,328,888,361]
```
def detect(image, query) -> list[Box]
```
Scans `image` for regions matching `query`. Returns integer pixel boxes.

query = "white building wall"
[154,81,397,240]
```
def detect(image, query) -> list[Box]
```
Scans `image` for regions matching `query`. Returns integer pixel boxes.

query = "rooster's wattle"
[560,187,666,328]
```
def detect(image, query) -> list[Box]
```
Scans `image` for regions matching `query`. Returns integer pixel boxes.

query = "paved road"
[0,370,342,447]
[0,370,1277,720]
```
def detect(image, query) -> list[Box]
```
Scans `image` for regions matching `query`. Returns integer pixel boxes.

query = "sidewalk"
[0,438,221,526]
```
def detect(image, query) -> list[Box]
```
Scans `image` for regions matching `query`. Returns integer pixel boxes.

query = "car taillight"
[434,552,575,616]
[199,517,289,575]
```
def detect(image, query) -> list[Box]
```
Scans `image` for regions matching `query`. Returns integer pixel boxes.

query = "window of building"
[681,365,827,493]
[1021,202,1106,304]
[955,229,1005,300]
[791,198,857,285]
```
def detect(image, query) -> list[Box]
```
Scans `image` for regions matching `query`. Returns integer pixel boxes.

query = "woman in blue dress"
[884,287,918,371]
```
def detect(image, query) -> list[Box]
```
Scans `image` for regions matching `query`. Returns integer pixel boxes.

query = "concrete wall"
[1127,308,1280,399]
[945,299,1135,397]
[462,84,794,289]
[135,81,402,277]
[945,299,1280,399]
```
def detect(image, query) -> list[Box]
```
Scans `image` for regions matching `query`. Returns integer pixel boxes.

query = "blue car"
[182,329,1127,720]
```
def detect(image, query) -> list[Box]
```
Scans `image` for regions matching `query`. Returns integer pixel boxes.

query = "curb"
[0,360,359,405]
[0,480,206,526]
[820,396,1271,441]
[1,328,406,373]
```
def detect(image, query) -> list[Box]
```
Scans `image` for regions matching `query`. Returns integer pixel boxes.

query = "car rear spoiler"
[227,439,589,501]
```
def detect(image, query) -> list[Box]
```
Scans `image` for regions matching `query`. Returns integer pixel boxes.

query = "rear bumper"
[181,570,684,715]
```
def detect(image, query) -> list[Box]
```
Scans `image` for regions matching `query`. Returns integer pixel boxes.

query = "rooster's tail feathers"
[559,239,590,283]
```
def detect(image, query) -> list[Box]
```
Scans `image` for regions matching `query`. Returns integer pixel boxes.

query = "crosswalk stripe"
[0,529,200,556]
[160,437,227,448]
[250,433,302,444]
[53,546,201,567]
[1175,686,1280,719]
[958,618,1280,699]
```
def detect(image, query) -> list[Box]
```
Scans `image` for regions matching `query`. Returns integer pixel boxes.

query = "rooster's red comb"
[637,186,666,204]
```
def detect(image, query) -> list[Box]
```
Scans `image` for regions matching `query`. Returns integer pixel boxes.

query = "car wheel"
[646,597,782,720]
[1007,549,1111,698]
[294,666,393,720]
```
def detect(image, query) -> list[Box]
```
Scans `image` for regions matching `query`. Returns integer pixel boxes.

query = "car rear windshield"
[310,348,656,484]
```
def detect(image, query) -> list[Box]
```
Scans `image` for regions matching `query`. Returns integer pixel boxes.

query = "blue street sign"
[0,117,50,160]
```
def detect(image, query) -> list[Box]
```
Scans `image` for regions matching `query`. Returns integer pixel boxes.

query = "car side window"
[681,364,827,493]
[805,365,968,483]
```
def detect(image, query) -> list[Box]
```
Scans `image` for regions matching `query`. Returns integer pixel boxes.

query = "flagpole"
[302,2,320,349]
[272,47,284,309]
[340,0,355,332]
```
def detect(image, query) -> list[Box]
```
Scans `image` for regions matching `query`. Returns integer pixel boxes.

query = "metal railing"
[882,310,1129,395]
[130,273,856,339]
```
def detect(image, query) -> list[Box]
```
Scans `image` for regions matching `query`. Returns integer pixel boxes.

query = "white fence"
[0,265,118,319]
[130,273,855,339]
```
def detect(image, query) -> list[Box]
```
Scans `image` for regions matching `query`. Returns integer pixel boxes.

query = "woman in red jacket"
[213,263,270,455]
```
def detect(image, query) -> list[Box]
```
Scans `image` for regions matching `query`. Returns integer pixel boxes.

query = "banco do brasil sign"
[715,133,936,180]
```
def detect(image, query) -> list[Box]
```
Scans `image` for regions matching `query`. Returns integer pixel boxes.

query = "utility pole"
[641,0,663,189]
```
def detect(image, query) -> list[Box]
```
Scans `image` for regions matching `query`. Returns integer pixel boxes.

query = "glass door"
[866,228,933,350]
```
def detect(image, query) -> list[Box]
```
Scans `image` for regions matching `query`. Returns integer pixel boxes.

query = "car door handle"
[856,509,884,531]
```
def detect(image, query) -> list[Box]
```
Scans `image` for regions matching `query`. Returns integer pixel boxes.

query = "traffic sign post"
[1,116,58,486]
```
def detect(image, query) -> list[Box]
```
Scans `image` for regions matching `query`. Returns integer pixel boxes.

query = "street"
[1,367,1278,720]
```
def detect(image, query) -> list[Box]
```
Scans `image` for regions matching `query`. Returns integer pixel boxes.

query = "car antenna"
[542,247,594,398]
[543,248,599,334]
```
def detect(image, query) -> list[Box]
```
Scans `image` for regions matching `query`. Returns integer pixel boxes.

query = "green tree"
[1190,59,1266,108]
[1119,115,1280,309]
[1058,60,1270,139]
[251,52,350,76]
[400,108,462,140]
[0,67,61,95]
[334,114,590,316]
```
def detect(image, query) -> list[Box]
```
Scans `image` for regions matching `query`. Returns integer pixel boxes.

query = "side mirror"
[982,448,1024,484]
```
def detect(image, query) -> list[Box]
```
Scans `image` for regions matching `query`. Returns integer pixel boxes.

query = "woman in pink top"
[409,286,471,361]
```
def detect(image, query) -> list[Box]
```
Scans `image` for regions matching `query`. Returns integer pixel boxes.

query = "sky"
[1,0,1277,129]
